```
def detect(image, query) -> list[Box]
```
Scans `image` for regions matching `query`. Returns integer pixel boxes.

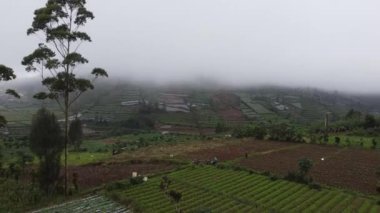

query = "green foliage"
[29,108,64,194]
[285,158,314,185]
[298,158,313,176]
[372,138,377,149]
[30,108,63,157]
[117,166,379,212]
[233,123,267,139]
[363,114,376,129]
[267,123,303,142]
[122,115,154,129]
[159,176,172,191]
[68,118,83,150]
[0,65,16,81]
[0,115,6,127]
[308,182,322,191]
[0,178,43,212]
[130,176,144,185]
[168,190,182,203]
[215,121,228,133]
[0,64,19,127]
[24,0,108,193]
[5,89,20,99]
[345,109,362,120]
[334,136,340,145]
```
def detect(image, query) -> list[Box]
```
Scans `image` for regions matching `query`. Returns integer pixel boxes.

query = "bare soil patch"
[185,139,297,161]
[212,92,246,122]
[66,162,176,189]
[239,144,380,194]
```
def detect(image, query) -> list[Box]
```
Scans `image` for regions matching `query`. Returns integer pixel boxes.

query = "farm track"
[184,139,297,161]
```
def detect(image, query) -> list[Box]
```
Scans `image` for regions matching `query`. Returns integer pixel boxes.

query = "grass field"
[111,166,380,212]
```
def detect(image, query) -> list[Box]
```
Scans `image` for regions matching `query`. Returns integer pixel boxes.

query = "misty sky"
[1,0,380,93]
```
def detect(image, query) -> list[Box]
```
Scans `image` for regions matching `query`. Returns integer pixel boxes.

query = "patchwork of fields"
[116,166,380,212]
[183,139,380,195]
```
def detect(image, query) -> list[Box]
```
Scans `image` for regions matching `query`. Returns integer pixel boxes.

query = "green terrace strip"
[32,195,130,213]
[115,166,380,213]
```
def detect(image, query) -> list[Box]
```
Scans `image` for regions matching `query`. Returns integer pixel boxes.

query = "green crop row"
[115,166,379,212]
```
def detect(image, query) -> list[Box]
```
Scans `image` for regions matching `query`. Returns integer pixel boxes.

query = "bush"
[309,183,322,190]
[130,176,144,185]
[372,139,377,149]
[269,174,279,181]
[334,137,340,146]
[122,116,154,130]
[267,123,303,142]
[106,181,129,191]
[215,122,229,133]
[168,190,182,203]
[285,171,314,185]
[298,158,313,176]
[0,178,43,211]
[232,123,267,139]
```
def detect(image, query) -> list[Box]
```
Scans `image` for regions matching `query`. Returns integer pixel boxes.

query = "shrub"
[130,176,144,185]
[334,137,340,146]
[267,123,303,142]
[106,181,129,191]
[372,139,377,149]
[232,123,266,139]
[215,122,229,133]
[261,171,271,176]
[285,171,310,184]
[298,158,313,176]
[168,190,182,203]
[0,178,43,211]
[309,183,322,190]
[29,108,63,194]
[269,174,279,181]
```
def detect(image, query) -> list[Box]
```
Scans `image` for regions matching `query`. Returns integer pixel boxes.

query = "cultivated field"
[113,166,379,212]
[33,195,129,213]
[66,161,176,189]
[239,144,380,194]
[182,139,380,195]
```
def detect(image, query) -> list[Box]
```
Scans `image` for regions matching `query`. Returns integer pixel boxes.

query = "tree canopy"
[0,65,20,127]
[29,108,64,194]
[23,0,108,194]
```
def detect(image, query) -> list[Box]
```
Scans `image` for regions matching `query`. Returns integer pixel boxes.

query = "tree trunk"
[64,91,69,196]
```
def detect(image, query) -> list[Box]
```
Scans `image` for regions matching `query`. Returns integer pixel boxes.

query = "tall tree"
[30,108,63,194]
[0,65,20,127]
[22,0,108,194]
[68,118,83,150]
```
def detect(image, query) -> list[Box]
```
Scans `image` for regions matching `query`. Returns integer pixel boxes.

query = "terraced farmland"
[240,103,257,119]
[33,195,129,213]
[117,166,380,212]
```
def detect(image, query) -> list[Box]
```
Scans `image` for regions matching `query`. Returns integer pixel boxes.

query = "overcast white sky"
[1,0,380,93]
